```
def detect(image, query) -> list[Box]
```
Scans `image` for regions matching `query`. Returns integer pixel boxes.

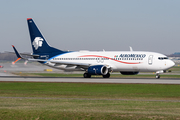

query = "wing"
[12,45,90,68]
[28,58,90,69]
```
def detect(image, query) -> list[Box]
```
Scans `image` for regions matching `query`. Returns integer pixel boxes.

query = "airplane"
[12,18,175,79]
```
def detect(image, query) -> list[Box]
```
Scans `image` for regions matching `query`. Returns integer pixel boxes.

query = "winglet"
[12,45,23,64]
[12,45,22,58]
[12,58,21,65]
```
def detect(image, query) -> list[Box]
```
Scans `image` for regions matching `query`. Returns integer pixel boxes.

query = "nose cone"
[168,60,175,68]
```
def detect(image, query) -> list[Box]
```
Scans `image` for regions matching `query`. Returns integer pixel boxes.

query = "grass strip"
[0,82,180,119]
[0,99,180,120]
[0,82,180,99]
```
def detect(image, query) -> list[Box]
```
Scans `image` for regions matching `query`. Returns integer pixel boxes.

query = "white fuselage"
[45,51,175,72]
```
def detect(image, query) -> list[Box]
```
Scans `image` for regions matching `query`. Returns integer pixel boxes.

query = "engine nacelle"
[120,71,139,75]
[88,65,108,75]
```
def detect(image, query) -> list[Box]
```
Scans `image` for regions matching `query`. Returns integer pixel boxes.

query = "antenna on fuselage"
[129,46,133,51]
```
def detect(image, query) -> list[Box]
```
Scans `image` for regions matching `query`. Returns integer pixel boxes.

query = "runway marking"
[0,97,180,102]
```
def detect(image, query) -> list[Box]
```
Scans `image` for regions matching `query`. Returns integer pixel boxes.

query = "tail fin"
[27,18,62,54]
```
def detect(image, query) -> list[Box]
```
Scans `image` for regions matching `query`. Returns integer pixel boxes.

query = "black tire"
[83,73,91,78]
[155,74,160,79]
[103,73,110,78]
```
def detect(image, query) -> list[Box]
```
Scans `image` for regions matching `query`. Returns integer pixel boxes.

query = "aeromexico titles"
[12,18,175,79]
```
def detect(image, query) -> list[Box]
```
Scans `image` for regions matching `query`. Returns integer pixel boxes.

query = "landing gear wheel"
[155,74,160,79]
[103,73,110,78]
[83,73,91,78]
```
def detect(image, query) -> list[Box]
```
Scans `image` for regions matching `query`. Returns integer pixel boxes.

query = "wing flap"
[27,58,90,68]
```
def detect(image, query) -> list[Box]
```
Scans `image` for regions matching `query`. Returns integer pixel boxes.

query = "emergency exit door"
[148,55,153,65]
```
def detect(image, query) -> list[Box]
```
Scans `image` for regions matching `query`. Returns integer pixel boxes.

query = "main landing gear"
[83,73,110,78]
[83,73,91,78]
[103,73,110,78]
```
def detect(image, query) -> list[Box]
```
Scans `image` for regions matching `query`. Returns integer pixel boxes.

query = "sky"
[0,0,180,54]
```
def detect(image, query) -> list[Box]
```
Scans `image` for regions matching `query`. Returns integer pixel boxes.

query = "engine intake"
[88,65,108,75]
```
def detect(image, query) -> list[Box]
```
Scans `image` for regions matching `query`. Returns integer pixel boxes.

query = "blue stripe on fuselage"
[42,51,75,64]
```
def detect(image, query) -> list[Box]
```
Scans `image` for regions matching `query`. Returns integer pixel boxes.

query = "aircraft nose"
[169,60,175,68]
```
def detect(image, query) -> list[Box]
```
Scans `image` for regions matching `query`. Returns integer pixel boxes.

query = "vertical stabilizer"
[27,18,62,54]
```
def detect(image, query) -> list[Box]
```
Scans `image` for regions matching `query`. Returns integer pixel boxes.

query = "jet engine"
[88,65,108,75]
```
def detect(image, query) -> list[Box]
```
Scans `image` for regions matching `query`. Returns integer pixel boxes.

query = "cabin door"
[148,55,153,65]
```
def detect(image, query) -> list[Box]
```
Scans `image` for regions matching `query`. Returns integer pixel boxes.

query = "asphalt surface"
[0,77,179,84]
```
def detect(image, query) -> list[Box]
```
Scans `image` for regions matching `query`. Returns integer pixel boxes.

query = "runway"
[0,77,180,84]
[0,62,180,84]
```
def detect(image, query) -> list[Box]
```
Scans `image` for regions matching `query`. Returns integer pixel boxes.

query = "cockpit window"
[158,57,168,60]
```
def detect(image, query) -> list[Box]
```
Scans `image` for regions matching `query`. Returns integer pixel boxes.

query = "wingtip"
[27,18,32,20]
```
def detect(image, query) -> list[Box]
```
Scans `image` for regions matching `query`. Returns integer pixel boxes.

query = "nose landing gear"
[155,74,160,79]
[155,70,164,79]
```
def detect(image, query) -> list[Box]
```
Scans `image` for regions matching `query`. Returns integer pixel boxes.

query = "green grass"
[0,82,180,99]
[0,99,180,120]
[0,82,180,119]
